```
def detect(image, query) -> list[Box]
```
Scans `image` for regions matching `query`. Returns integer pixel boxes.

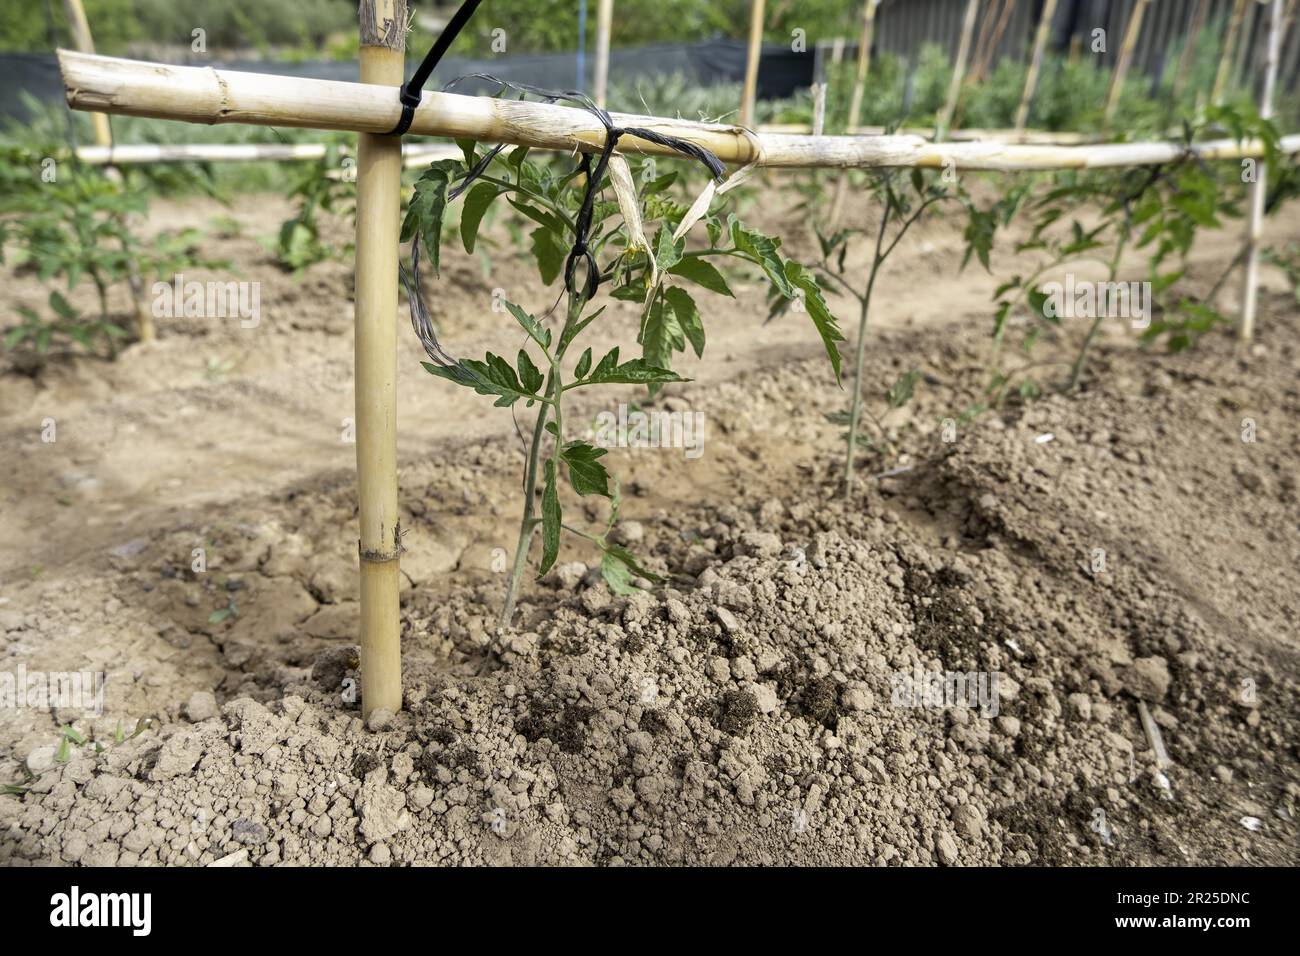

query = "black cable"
[387,0,486,136]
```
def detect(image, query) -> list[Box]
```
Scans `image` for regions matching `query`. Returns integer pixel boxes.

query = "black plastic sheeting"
[0,40,815,125]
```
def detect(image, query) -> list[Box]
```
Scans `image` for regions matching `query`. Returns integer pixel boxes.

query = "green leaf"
[560,441,611,497]
[667,257,733,297]
[731,217,793,297]
[460,182,500,254]
[530,227,567,286]
[639,294,684,381]
[505,301,551,350]
[785,261,844,381]
[48,290,77,320]
[579,346,686,387]
[539,459,561,576]
[510,198,567,235]
[422,353,543,407]
[887,369,922,408]
[663,286,705,358]
[455,138,478,167]
[208,607,232,624]
[401,159,460,277]
[517,350,544,394]
[653,227,684,273]
[600,544,664,596]
[573,347,593,379]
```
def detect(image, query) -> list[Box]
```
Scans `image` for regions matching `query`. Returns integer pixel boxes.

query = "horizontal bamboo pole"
[59,51,1300,172]
[760,123,1096,145]
[71,141,459,165]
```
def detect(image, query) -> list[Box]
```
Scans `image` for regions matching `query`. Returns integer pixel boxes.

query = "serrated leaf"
[517,349,544,394]
[580,346,686,387]
[887,369,921,408]
[667,257,733,297]
[422,354,542,407]
[460,182,500,254]
[785,261,844,381]
[560,441,611,497]
[639,294,684,382]
[539,459,561,576]
[600,543,664,596]
[663,286,705,358]
[573,347,593,379]
[400,159,460,277]
[505,301,551,350]
[653,227,684,273]
[530,227,566,286]
[731,217,793,297]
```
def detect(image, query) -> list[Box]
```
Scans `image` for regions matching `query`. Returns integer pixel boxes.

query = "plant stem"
[498,293,583,629]
[499,400,549,630]
[844,181,895,498]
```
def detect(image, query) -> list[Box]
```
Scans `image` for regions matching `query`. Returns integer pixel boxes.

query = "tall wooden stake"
[355,0,405,718]
[61,0,111,148]
[1213,0,1249,103]
[593,0,613,108]
[846,1,879,131]
[62,0,155,344]
[937,0,980,141]
[1241,0,1284,345]
[1015,0,1059,133]
[1172,0,1210,102]
[1105,0,1152,122]
[740,0,765,127]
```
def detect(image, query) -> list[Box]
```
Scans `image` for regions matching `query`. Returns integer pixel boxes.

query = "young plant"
[402,131,842,628]
[270,145,355,273]
[1,157,217,353]
[813,167,973,496]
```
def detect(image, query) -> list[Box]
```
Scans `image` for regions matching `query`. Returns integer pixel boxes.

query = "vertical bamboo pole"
[740,0,766,127]
[63,0,157,344]
[62,0,111,148]
[1015,0,1059,132]
[593,0,613,108]
[1232,0,1264,91]
[1105,0,1152,121]
[1173,0,1211,102]
[1213,0,1250,103]
[846,1,879,131]
[1240,0,1284,344]
[937,0,981,141]
[355,0,405,718]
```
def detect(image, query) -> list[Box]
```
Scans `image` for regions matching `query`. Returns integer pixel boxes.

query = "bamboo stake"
[846,1,879,132]
[829,0,878,229]
[57,51,1300,171]
[1232,0,1265,92]
[740,0,766,127]
[1172,0,1210,102]
[1105,0,1152,122]
[61,0,111,149]
[593,0,613,109]
[1213,0,1250,103]
[1240,0,1284,344]
[61,0,158,344]
[354,0,404,719]
[936,0,981,141]
[72,142,460,165]
[1015,0,1059,133]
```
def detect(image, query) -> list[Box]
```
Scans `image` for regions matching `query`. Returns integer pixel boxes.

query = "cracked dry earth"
[1,211,1299,866]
